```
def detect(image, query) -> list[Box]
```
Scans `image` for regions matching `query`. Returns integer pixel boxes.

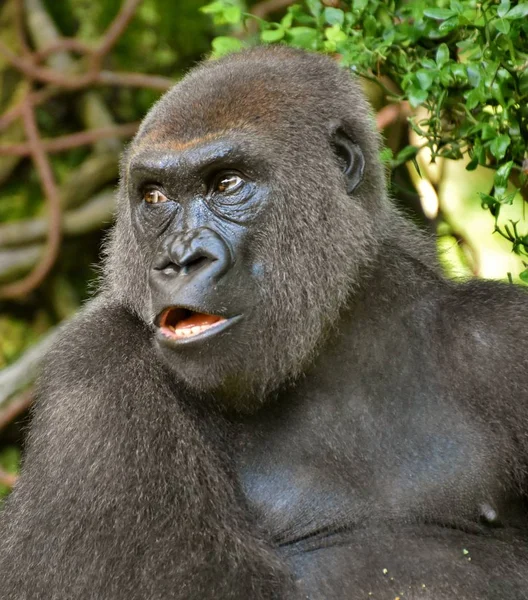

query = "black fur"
[1,47,527,599]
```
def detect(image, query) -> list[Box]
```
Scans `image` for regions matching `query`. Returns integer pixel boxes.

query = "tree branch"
[94,0,143,59]
[376,102,410,131]
[0,327,60,408]
[96,70,173,90]
[0,389,33,431]
[0,468,17,489]
[0,122,139,156]
[251,0,294,19]
[0,96,62,299]
[0,190,115,276]
[0,87,59,132]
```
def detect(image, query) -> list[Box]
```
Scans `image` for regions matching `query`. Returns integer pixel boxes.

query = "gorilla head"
[106,47,388,408]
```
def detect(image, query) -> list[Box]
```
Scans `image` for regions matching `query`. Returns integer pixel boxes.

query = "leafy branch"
[203,0,528,274]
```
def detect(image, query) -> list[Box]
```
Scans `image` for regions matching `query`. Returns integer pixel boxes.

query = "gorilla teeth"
[175,325,208,337]
[159,308,226,340]
[165,321,223,339]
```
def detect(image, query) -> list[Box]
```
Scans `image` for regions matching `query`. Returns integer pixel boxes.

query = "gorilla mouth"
[158,307,227,340]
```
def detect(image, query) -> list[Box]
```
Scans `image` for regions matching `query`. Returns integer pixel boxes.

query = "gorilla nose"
[153,228,232,281]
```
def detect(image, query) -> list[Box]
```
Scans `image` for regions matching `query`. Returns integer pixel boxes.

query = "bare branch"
[33,39,92,63]
[0,96,62,299]
[14,0,31,56]
[0,42,173,91]
[0,246,42,283]
[0,87,59,132]
[376,102,410,131]
[251,0,294,19]
[0,327,60,408]
[0,468,18,489]
[96,70,173,91]
[94,0,143,58]
[0,123,139,156]
[0,389,33,431]
[0,40,172,90]
[0,39,88,87]
[0,190,115,270]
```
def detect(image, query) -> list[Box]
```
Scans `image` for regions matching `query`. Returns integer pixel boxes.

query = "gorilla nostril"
[161,263,180,276]
[182,255,211,275]
[154,259,180,275]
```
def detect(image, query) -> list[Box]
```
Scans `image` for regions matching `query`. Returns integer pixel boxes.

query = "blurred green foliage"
[0,447,20,500]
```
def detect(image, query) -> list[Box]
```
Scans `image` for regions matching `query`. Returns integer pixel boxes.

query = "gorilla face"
[126,134,273,400]
[111,48,384,409]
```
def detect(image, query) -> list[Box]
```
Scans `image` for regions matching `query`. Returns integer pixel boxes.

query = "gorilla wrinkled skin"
[1,47,528,600]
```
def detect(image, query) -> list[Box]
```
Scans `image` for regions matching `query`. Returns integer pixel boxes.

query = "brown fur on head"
[105,47,389,409]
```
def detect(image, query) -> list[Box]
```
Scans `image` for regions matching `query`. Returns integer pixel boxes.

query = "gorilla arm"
[0,299,297,600]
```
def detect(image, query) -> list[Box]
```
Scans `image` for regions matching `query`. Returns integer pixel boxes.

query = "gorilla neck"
[215,234,441,415]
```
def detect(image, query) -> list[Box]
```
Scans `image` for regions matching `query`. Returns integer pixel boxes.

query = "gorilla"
[1,46,528,600]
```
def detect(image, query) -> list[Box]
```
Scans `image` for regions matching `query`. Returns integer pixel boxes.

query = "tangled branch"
[0,0,174,300]
[0,96,62,299]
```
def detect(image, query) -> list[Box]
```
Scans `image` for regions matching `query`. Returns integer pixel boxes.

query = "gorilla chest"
[235,395,501,544]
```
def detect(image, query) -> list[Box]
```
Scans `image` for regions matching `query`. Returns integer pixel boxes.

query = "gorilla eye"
[143,189,168,204]
[215,174,243,194]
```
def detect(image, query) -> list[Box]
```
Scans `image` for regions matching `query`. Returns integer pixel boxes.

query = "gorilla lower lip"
[159,307,227,340]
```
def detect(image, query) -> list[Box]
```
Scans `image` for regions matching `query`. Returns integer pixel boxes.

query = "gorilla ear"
[331,128,365,195]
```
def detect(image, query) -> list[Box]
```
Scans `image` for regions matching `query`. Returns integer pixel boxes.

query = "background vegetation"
[0,0,526,496]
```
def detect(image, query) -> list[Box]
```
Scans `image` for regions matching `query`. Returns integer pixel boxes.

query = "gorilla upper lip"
[156,306,236,343]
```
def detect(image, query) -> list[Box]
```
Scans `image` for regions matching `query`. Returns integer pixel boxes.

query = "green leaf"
[416,69,434,90]
[497,0,511,17]
[324,7,344,26]
[439,69,454,87]
[520,269,528,283]
[478,192,500,216]
[281,11,294,29]
[481,124,496,141]
[363,14,377,36]
[423,8,456,20]
[520,72,528,96]
[490,134,511,160]
[421,58,437,70]
[395,145,419,164]
[495,18,511,34]
[495,160,514,185]
[200,1,226,14]
[287,27,319,49]
[0,447,20,473]
[201,1,242,25]
[223,5,242,24]
[353,0,369,11]
[306,0,322,17]
[379,147,394,164]
[261,28,285,42]
[450,63,467,84]
[325,24,347,43]
[466,66,481,88]
[211,36,243,57]
[407,87,428,107]
[436,43,450,67]
[438,16,459,33]
[466,154,479,171]
[450,0,464,14]
[505,3,528,19]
